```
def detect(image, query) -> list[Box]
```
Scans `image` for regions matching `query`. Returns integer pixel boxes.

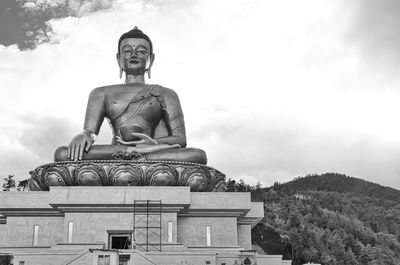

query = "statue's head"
[117,26,155,78]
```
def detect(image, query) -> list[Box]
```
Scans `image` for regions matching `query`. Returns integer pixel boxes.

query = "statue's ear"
[150,53,155,68]
[116,52,121,67]
[147,53,155,79]
[116,53,123,78]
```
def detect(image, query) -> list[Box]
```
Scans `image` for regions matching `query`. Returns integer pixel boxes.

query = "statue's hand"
[68,131,93,161]
[116,133,158,146]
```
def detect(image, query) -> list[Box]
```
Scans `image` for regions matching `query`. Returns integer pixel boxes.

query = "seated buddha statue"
[54,27,207,165]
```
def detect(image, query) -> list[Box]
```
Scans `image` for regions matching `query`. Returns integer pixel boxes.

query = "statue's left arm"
[156,88,187,147]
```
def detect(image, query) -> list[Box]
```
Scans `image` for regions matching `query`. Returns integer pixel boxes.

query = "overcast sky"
[0,0,400,189]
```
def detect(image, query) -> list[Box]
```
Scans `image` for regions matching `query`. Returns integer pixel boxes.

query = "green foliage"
[273,173,400,206]
[226,178,254,192]
[249,173,400,265]
[17,179,29,191]
[1,175,29,191]
[2,175,15,191]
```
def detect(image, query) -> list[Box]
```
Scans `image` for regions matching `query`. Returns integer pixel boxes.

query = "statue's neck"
[125,74,145,84]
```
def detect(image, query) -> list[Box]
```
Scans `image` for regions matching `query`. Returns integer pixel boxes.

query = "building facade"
[0,187,290,265]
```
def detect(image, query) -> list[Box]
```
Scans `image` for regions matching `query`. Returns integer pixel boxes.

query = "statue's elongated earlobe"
[147,53,154,79]
[147,67,151,79]
[119,67,123,78]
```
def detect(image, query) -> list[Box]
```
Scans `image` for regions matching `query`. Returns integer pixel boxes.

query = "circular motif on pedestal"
[29,161,226,191]
[180,167,211,191]
[42,166,70,187]
[75,164,106,186]
[109,164,143,186]
[147,164,178,186]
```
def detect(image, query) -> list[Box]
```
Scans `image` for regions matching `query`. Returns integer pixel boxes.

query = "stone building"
[0,186,290,265]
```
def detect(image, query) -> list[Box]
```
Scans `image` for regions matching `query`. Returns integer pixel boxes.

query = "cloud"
[345,0,400,82]
[0,0,400,191]
[21,0,114,17]
[18,114,77,159]
[0,114,79,182]
[0,0,115,49]
[190,110,400,188]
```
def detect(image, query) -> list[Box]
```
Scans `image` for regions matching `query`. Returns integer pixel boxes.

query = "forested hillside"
[228,173,400,265]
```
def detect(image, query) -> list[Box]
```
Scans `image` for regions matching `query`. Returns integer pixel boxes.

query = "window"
[98,255,110,265]
[107,230,134,250]
[19,262,25,265]
[167,221,173,243]
[119,255,130,265]
[108,231,132,249]
[206,225,211,246]
[111,235,131,249]
[67,221,74,243]
[32,225,39,246]
[205,261,211,265]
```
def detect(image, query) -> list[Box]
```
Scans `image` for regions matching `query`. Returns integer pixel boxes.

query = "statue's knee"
[54,146,69,161]
[199,149,207,164]
[187,148,207,165]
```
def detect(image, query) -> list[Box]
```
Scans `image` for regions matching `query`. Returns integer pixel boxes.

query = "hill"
[273,173,400,206]
[227,173,400,265]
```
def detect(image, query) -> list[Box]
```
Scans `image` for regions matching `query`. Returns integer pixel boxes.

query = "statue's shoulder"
[153,84,179,98]
[89,84,122,96]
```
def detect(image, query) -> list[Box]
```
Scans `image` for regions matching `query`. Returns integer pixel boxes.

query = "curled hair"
[118,26,153,54]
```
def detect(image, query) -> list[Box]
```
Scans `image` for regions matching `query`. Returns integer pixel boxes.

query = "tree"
[2,175,16,191]
[226,178,236,192]
[17,179,29,191]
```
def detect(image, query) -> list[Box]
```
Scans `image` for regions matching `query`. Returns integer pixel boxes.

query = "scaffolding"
[133,200,162,252]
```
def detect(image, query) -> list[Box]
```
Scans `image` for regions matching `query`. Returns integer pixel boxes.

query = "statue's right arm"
[68,87,105,161]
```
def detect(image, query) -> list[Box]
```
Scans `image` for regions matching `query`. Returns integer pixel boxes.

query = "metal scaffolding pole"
[133,200,162,252]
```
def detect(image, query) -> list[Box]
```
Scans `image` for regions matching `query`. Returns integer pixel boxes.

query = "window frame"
[206,225,211,246]
[67,221,74,243]
[32,225,39,246]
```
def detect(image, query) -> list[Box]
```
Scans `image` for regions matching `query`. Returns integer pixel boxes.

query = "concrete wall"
[237,224,252,250]
[161,212,177,243]
[0,192,51,209]
[217,255,286,265]
[190,193,251,210]
[49,187,191,206]
[65,212,134,244]
[5,216,63,247]
[69,251,92,265]
[177,217,238,247]
[64,212,176,246]
[149,252,216,265]
[247,202,264,219]
[12,252,75,265]
[0,223,6,247]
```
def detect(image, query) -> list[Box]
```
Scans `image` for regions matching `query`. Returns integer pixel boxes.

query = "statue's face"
[118,38,153,75]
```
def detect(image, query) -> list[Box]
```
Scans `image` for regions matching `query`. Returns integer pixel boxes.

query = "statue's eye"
[138,50,147,55]
[123,50,132,56]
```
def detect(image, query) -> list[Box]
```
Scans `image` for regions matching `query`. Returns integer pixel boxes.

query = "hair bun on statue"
[118,26,153,54]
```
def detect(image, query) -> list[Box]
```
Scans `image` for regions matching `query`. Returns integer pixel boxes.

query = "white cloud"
[21,0,114,16]
[0,0,399,190]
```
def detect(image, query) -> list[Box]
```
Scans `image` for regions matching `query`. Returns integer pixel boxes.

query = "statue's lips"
[129,60,139,64]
